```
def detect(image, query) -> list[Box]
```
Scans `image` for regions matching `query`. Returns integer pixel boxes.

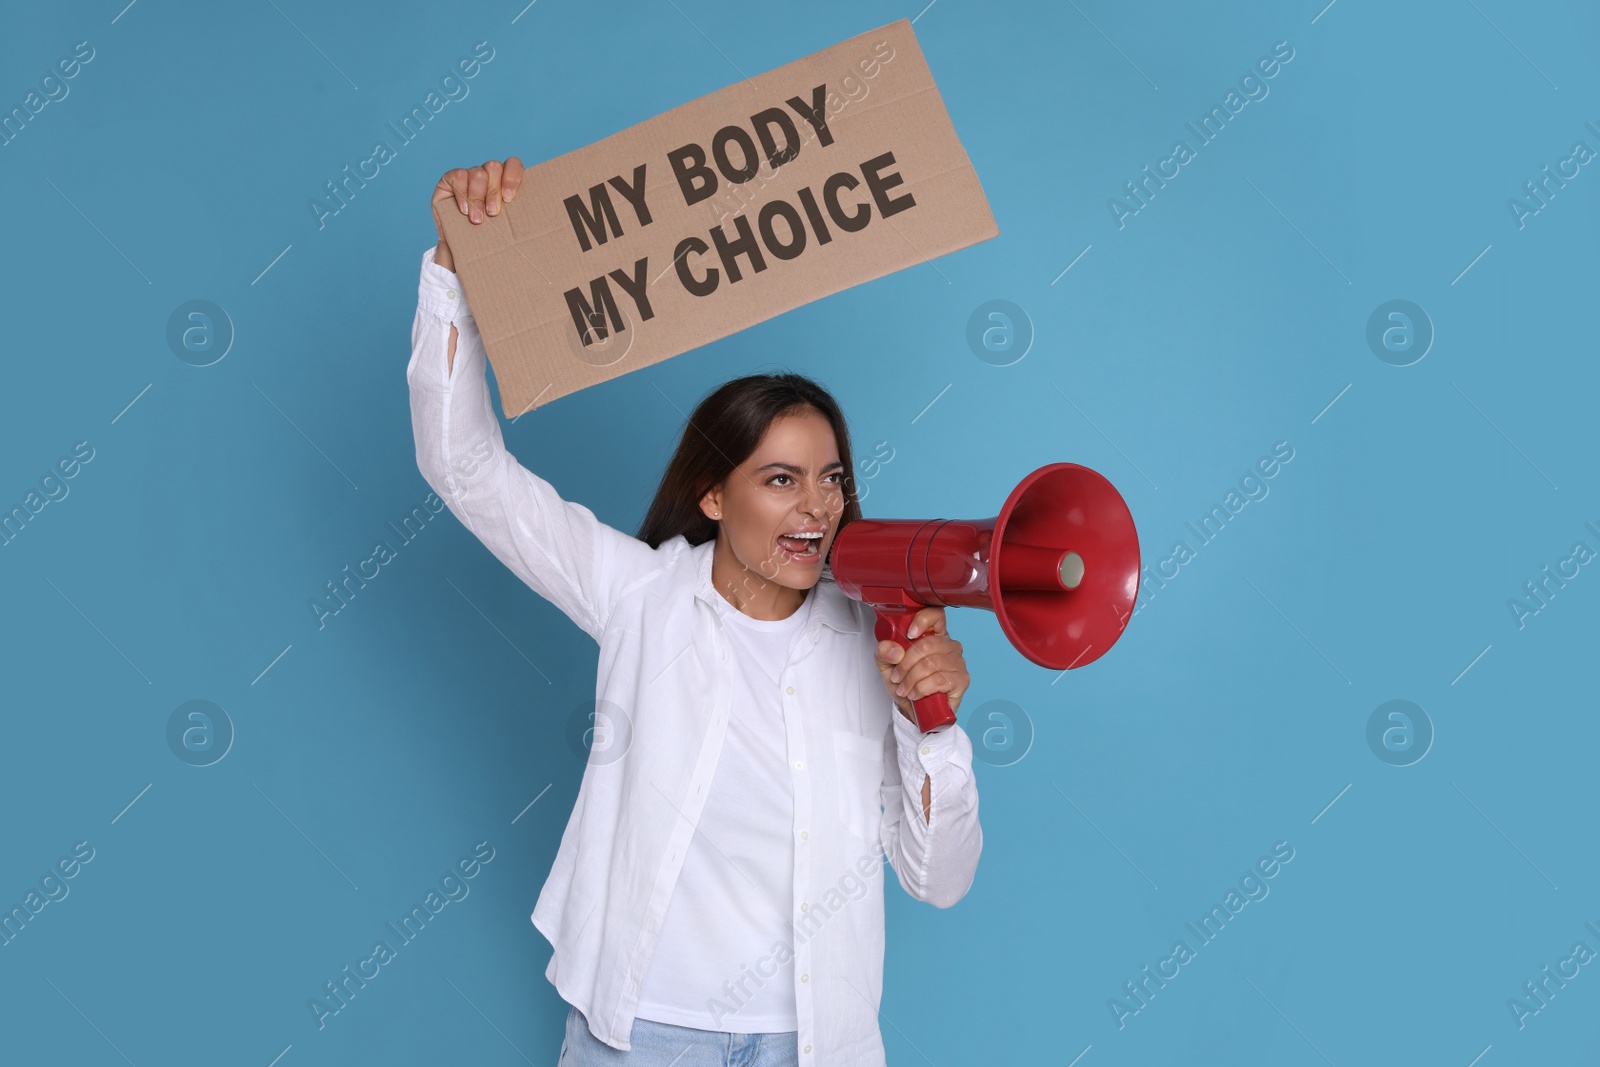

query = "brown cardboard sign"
[434,18,999,418]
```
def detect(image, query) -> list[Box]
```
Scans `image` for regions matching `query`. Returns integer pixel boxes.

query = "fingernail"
[487,202,498,216]
[471,206,481,223]
[459,200,468,216]
[896,685,907,696]
[890,671,900,683]
[907,625,919,638]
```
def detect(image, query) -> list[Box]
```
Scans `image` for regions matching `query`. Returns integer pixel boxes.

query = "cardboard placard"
[434,18,998,418]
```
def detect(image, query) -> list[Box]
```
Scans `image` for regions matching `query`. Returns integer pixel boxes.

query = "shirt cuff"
[418,245,475,327]
[891,697,962,775]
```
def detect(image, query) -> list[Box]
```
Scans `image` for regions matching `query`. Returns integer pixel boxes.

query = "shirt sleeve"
[405,245,660,642]
[877,694,983,909]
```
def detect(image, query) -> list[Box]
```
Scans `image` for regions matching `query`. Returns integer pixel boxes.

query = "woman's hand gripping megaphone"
[874,605,968,731]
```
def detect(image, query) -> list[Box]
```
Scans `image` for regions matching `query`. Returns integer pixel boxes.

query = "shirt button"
[794,760,804,769]
[800,972,809,982]
[921,745,931,755]
[800,902,809,912]
[800,830,808,840]
[804,1044,811,1054]
[785,685,795,695]
[445,288,457,299]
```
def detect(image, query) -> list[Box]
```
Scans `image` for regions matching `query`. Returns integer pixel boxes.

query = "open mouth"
[776,530,823,562]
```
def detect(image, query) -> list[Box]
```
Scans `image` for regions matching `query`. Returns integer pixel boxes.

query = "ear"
[699,484,722,521]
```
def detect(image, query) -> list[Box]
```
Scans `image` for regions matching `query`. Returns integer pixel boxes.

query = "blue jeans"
[559,1003,800,1067]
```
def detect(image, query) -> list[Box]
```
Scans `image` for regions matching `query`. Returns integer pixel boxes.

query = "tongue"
[779,535,813,554]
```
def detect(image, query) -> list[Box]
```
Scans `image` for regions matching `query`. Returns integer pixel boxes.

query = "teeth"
[779,531,821,557]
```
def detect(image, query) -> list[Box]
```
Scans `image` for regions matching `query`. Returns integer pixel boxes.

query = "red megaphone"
[828,462,1140,733]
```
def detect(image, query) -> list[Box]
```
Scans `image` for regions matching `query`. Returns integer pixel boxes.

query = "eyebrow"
[756,461,844,475]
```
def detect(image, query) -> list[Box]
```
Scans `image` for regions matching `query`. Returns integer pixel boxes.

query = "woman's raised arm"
[407,158,661,643]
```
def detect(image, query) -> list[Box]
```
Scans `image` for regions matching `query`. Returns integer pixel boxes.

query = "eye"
[767,471,844,486]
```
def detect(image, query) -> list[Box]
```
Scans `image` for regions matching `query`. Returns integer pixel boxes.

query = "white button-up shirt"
[405,246,982,1066]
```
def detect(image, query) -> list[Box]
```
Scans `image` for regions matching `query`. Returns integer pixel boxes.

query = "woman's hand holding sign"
[431,155,525,273]
[431,156,524,371]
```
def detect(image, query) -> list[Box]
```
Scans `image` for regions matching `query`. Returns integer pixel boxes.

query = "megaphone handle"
[872,608,957,734]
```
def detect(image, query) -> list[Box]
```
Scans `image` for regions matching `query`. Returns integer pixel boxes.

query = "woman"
[408,157,984,1067]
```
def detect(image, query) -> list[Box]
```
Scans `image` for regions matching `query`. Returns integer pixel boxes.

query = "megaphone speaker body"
[828,463,1140,733]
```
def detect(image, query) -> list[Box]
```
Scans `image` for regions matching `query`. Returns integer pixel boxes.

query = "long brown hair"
[636,373,864,551]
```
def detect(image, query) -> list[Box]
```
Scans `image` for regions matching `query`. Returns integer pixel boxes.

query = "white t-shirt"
[633,588,809,1032]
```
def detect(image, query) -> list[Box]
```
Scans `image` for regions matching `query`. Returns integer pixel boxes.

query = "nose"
[799,479,827,520]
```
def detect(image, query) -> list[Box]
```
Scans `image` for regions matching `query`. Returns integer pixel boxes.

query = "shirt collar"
[690,536,859,635]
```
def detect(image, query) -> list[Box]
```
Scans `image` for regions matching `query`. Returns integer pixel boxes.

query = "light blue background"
[3,1,1598,1064]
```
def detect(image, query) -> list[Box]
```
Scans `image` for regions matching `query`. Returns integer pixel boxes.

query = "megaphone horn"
[828,463,1140,733]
